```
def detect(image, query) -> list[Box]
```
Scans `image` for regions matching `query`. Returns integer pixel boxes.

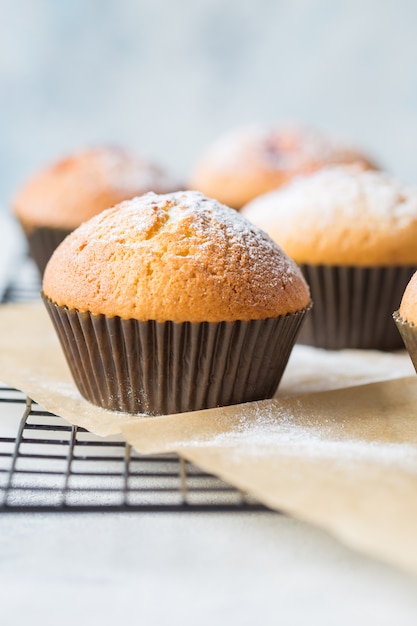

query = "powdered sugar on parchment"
[278,344,415,396]
[173,404,417,473]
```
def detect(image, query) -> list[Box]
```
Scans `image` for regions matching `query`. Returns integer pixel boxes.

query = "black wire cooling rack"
[0,256,267,512]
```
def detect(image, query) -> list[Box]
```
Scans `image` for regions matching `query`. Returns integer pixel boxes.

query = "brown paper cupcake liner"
[27,226,73,275]
[297,265,416,350]
[393,311,417,372]
[43,295,310,415]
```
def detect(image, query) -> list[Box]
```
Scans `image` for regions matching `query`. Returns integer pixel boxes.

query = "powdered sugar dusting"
[98,146,181,194]
[45,189,311,321]
[70,190,307,297]
[195,124,371,173]
[278,344,415,396]
[175,404,417,473]
[244,166,417,226]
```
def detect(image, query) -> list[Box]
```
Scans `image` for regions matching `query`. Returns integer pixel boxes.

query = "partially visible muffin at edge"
[189,124,377,210]
[241,166,417,350]
[13,145,182,274]
[398,273,417,325]
[394,272,417,372]
[42,190,311,415]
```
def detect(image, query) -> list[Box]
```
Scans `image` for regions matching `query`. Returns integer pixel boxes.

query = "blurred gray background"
[2,0,417,209]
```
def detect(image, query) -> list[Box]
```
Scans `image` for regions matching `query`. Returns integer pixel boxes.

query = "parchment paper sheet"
[1,301,417,575]
[123,378,417,575]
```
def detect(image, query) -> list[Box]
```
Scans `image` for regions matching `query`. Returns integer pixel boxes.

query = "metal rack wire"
[0,256,267,512]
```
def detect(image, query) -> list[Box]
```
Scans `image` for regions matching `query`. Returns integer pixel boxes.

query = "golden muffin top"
[189,124,376,209]
[13,146,181,231]
[43,190,311,323]
[241,166,417,266]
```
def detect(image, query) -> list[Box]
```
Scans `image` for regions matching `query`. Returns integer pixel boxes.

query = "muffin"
[393,272,417,370]
[42,190,311,415]
[189,124,377,210]
[13,146,182,274]
[241,166,417,350]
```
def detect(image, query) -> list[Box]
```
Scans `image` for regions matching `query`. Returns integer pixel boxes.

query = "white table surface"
[1,217,417,625]
[1,512,417,626]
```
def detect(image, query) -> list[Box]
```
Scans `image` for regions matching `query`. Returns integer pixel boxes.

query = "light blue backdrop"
[2,0,417,207]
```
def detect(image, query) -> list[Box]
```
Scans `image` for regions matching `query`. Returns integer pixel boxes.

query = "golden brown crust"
[43,191,310,323]
[189,125,377,209]
[13,146,182,232]
[241,166,417,266]
[400,272,417,324]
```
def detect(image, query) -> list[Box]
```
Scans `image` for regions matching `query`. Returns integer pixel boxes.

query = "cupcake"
[393,272,417,370]
[12,146,182,275]
[241,166,417,350]
[42,190,311,415]
[189,124,376,210]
